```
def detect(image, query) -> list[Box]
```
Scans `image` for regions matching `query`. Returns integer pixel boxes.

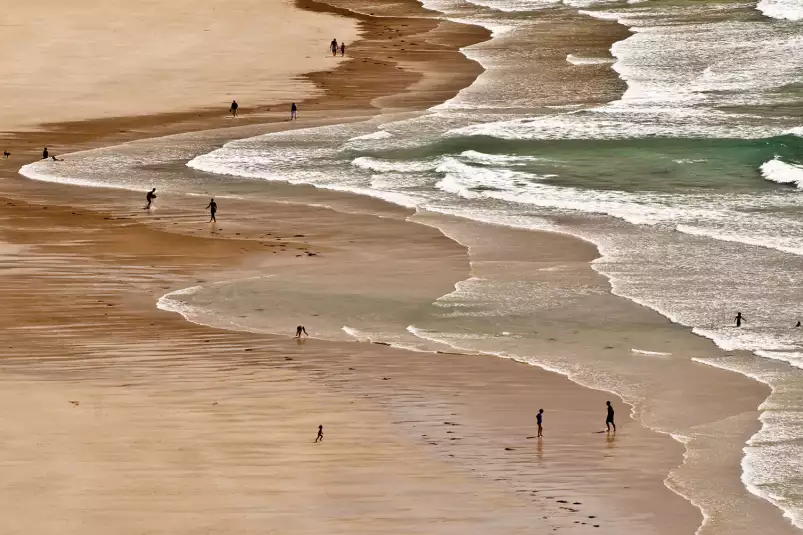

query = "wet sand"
[0,0,786,534]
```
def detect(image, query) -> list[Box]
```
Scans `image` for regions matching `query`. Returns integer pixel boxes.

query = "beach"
[1,0,801,534]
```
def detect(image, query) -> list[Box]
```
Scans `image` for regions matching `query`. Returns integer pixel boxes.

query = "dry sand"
[0,0,780,534]
[0,0,358,130]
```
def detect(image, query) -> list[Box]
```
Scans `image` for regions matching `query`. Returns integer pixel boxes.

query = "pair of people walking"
[330,38,345,57]
[142,189,216,222]
[535,401,616,438]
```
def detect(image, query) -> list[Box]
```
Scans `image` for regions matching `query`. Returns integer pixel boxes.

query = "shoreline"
[0,1,785,534]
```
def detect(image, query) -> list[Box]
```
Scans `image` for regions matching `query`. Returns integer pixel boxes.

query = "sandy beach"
[0,0,792,534]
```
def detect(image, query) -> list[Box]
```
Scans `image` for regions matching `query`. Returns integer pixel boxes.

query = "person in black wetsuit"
[206,198,217,222]
[145,188,156,209]
[295,325,308,338]
[42,147,49,159]
[537,408,544,438]
[735,311,745,327]
[796,321,801,328]
[606,401,616,433]
[229,100,239,117]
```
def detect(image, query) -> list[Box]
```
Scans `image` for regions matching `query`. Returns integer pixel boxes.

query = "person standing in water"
[206,198,217,222]
[315,425,324,443]
[340,42,346,56]
[229,100,239,118]
[145,188,157,209]
[330,38,338,56]
[42,147,49,159]
[735,311,745,327]
[290,102,298,121]
[606,401,616,433]
[295,325,308,338]
[537,409,544,438]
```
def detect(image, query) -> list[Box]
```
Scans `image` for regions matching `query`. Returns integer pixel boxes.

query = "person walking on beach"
[735,311,745,327]
[229,100,239,118]
[42,147,49,160]
[295,325,308,338]
[145,188,157,209]
[340,42,346,56]
[315,424,324,443]
[290,102,298,121]
[330,38,338,56]
[537,408,544,438]
[606,401,616,433]
[206,198,217,222]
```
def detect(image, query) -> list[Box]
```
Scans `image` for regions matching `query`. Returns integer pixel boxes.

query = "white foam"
[757,0,803,21]
[460,150,541,165]
[566,54,615,66]
[352,156,437,173]
[342,325,370,342]
[19,159,140,192]
[631,348,672,357]
[349,130,393,141]
[155,284,218,329]
[761,158,803,189]
[463,0,560,12]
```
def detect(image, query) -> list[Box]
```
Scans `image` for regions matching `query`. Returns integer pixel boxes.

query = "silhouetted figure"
[42,147,49,159]
[735,312,744,327]
[315,425,323,443]
[145,188,157,209]
[330,38,338,56]
[537,408,544,438]
[290,102,298,121]
[3,151,9,158]
[206,198,217,222]
[606,401,616,433]
[295,325,308,338]
[229,100,239,117]
[796,321,801,328]
[50,155,63,162]
[340,43,346,56]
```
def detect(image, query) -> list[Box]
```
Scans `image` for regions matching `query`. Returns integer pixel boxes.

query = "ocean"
[19,0,803,532]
